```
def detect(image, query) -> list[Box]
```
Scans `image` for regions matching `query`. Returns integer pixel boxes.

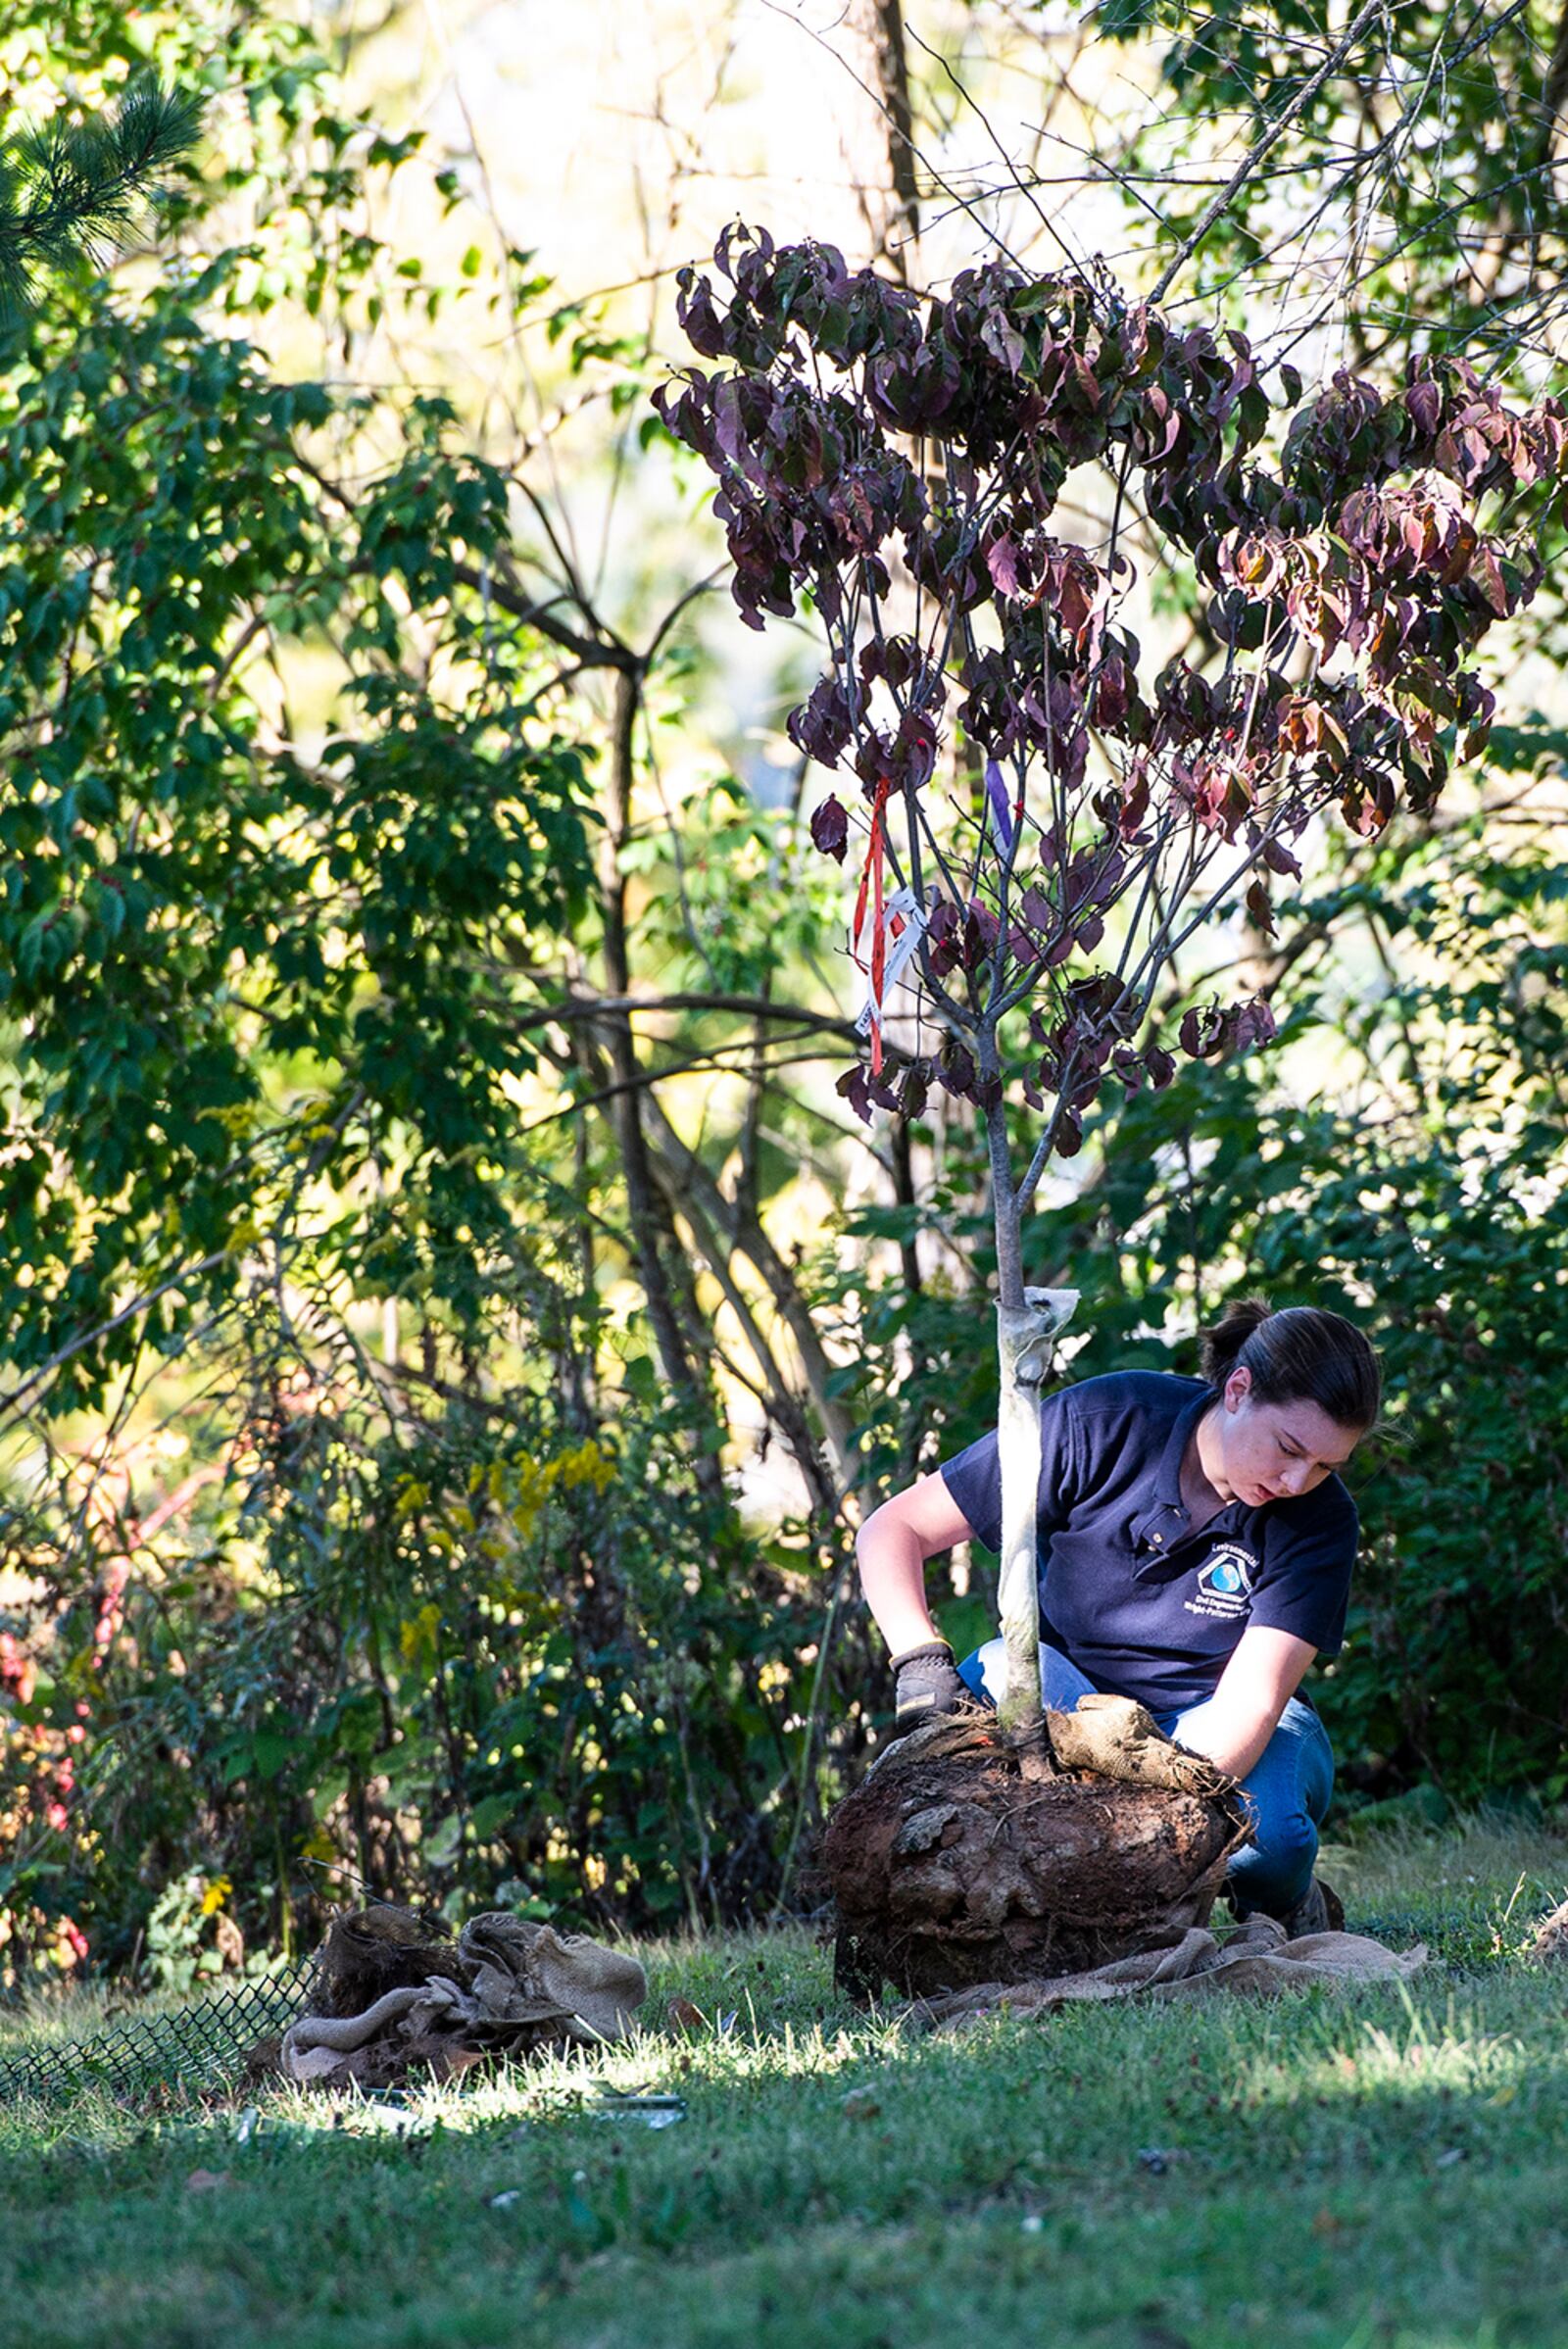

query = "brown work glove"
[890,1639,967,1736]
[1047,1690,1236,1797]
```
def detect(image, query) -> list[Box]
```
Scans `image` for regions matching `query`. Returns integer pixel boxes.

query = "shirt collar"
[1157,1386,1212,1504]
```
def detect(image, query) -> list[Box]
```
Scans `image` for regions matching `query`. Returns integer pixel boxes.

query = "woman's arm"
[856,1472,978,1655]
[1174,1625,1317,1779]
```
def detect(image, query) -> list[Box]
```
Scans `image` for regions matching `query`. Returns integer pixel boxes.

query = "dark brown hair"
[1199,1296,1382,1431]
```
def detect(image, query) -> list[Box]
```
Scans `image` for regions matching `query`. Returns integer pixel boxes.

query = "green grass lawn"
[3,1818,1567,2349]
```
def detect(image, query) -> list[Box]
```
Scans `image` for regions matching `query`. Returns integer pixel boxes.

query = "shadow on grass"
[0,1820,1564,2349]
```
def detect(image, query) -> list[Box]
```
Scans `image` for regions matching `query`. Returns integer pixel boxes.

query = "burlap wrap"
[903,1909,1428,2030]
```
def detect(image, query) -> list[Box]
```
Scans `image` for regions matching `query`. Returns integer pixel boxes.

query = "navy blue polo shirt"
[939,1370,1357,1713]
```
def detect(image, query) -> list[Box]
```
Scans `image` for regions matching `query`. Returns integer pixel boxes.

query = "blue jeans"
[957,1639,1334,1920]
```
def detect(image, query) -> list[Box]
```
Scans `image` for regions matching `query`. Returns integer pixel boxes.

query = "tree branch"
[1149,0,1396,305]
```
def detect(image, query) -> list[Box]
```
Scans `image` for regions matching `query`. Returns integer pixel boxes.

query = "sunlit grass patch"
[1323,1809,1568,1966]
[1,1822,1565,2349]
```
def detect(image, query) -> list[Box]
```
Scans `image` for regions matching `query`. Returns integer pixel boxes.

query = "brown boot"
[1282,1873,1345,1939]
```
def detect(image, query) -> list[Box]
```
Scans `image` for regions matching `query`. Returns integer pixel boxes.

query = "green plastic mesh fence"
[0,1962,319,2106]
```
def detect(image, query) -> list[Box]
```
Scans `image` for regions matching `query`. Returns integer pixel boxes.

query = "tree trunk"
[890,1114,923,1304]
[825,0,921,275]
[648,1152,841,1523]
[981,1091,1078,1744]
[597,666,716,1444]
[641,1096,860,1497]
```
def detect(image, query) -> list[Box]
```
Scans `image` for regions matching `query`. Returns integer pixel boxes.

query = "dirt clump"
[825,1706,1250,2002]
[1528,1896,1568,1963]
[313,1901,457,2016]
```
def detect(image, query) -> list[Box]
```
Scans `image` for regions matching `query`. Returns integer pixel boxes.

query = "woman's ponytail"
[1200,1296,1274,1389]
[1200,1296,1382,1431]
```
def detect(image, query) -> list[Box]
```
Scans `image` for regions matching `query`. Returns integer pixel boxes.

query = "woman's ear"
[1224,1364,1252,1412]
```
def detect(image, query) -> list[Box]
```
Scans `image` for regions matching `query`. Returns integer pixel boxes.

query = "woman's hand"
[890,1639,967,1734]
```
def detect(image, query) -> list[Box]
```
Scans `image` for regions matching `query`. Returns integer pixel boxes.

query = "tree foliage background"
[0,0,1563,1985]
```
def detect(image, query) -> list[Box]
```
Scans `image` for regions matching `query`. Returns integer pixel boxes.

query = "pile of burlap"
[253,1905,647,2089]
[825,1692,1255,2003]
[902,1909,1427,2031]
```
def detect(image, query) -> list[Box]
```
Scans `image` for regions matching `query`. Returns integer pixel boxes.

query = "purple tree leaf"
[986,536,1021,599]
[810,795,850,862]
[789,674,853,767]
[1229,997,1277,1053]
[836,1062,873,1124]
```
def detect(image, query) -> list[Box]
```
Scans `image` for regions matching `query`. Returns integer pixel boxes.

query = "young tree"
[659,223,1568,1745]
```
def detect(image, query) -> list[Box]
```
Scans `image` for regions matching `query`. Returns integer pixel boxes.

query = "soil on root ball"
[313,1902,455,2017]
[824,1719,1250,2002]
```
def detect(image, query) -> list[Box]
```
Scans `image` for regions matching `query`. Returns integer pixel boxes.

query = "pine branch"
[0,76,205,322]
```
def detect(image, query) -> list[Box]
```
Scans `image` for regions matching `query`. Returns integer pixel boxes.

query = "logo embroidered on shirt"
[1184,1542,1259,1621]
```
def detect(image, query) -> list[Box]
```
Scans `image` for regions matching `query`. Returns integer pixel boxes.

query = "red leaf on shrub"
[986,535,1020,598]
[810,795,849,862]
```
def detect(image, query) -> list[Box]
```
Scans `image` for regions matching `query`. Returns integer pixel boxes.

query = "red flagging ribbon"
[852,779,893,1074]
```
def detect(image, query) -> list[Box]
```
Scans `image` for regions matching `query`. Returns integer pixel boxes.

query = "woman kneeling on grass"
[856,1298,1381,1938]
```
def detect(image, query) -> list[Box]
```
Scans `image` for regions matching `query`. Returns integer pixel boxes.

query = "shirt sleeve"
[938,1387,1080,1555]
[1249,1485,1359,1655]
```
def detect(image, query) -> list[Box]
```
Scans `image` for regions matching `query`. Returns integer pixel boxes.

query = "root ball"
[825,1716,1249,2001]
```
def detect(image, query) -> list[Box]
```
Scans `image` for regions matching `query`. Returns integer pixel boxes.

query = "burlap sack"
[1046,1690,1237,1797]
[1528,1896,1568,1961]
[277,1908,647,2087]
